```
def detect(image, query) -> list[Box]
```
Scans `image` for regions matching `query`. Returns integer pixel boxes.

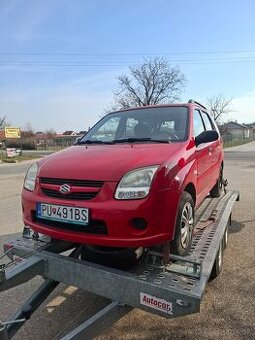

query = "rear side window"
[193,110,205,137]
[201,111,214,131]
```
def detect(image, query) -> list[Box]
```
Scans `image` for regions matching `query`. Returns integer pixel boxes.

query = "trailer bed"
[0,190,239,340]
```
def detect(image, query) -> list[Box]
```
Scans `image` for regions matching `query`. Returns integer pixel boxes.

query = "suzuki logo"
[59,184,71,194]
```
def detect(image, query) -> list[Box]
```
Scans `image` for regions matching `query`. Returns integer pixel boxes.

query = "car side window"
[193,110,205,137]
[201,111,214,131]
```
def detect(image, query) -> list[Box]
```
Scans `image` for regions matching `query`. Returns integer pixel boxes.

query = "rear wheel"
[170,192,194,256]
[210,167,223,198]
[210,240,223,281]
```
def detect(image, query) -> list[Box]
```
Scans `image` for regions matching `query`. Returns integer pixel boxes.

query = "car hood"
[38,143,185,181]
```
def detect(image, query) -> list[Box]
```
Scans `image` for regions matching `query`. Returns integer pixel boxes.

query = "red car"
[22,101,223,258]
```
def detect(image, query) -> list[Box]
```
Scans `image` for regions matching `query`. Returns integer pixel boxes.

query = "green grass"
[0,152,41,163]
[223,138,255,148]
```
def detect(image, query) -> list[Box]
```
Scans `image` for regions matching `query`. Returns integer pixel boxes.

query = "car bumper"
[22,183,180,247]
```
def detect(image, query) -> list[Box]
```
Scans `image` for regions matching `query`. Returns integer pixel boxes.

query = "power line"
[1,49,255,56]
[1,57,255,67]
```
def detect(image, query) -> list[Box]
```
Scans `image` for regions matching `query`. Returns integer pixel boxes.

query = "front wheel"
[170,192,195,256]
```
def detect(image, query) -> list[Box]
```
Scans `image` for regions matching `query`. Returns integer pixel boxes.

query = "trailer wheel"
[210,240,223,281]
[80,245,144,270]
[170,192,194,256]
[210,167,223,198]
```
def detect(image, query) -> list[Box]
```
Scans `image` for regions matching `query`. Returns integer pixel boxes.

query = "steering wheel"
[167,129,179,141]
[153,130,179,141]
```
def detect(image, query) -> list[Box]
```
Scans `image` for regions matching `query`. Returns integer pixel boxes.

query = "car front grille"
[41,188,97,200]
[40,177,104,188]
[39,177,104,200]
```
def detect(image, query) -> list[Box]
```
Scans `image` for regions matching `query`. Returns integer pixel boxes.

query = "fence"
[223,136,255,148]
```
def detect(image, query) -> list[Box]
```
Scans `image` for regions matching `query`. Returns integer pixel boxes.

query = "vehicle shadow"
[229,219,246,234]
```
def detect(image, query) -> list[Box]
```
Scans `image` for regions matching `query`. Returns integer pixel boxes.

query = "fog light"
[132,218,148,230]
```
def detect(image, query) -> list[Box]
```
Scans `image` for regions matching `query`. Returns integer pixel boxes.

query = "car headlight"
[24,163,38,191]
[115,166,159,200]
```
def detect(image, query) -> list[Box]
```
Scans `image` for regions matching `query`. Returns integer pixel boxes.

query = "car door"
[201,111,222,186]
[193,109,212,204]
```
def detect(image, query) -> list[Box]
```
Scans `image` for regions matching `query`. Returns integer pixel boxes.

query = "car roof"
[109,101,207,115]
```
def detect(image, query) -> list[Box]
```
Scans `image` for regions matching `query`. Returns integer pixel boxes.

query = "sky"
[1,0,255,132]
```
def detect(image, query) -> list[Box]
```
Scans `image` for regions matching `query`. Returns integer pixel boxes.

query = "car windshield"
[79,106,189,144]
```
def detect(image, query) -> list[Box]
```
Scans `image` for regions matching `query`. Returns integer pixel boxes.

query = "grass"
[0,152,41,163]
[223,138,255,148]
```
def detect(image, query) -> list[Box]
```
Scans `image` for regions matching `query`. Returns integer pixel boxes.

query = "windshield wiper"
[78,140,113,145]
[78,138,171,145]
[112,138,151,143]
[112,138,170,144]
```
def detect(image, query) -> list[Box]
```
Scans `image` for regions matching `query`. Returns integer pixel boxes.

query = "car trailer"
[0,190,239,340]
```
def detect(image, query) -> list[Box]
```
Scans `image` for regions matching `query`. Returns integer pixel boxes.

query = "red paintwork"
[22,103,223,247]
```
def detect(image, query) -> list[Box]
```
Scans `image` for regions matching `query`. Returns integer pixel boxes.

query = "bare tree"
[0,116,7,130]
[22,122,35,138]
[111,57,185,111]
[207,94,232,123]
[45,129,56,138]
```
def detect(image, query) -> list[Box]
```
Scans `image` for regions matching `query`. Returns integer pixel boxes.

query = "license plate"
[36,203,89,225]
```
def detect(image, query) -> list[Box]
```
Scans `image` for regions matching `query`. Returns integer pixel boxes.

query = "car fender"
[162,158,197,240]
[169,158,197,194]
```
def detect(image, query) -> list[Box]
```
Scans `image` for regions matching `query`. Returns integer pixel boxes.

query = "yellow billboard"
[5,127,21,139]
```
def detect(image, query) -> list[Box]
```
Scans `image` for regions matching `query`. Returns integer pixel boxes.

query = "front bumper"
[22,182,180,247]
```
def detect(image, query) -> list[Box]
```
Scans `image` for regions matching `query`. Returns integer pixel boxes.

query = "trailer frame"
[0,190,239,340]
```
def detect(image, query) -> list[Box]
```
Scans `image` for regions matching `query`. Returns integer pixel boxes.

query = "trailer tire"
[210,167,223,198]
[210,240,223,281]
[170,191,194,256]
[80,245,144,270]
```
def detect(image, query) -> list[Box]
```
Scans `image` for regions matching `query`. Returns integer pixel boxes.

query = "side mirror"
[195,130,219,146]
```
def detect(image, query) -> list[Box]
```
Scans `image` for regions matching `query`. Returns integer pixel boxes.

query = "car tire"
[210,240,223,281]
[170,191,195,256]
[80,245,144,270]
[210,167,223,198]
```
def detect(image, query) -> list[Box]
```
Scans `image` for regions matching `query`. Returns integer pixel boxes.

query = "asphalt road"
[0,142,254,339]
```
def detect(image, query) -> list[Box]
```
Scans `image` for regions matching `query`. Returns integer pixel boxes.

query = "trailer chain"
[0,240,54,272]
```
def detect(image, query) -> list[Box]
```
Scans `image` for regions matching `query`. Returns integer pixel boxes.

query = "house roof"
[244,122,255,128]
[223,121,249,129]
[62,130,77,136]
